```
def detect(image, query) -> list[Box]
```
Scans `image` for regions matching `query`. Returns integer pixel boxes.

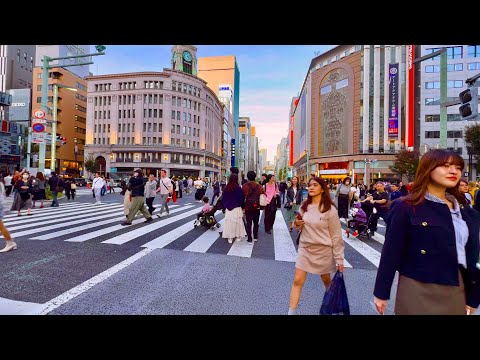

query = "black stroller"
[193,194,223,231]
[346,202,376,241]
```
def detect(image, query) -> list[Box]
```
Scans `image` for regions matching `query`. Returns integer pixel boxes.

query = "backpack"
[244,182,260,211]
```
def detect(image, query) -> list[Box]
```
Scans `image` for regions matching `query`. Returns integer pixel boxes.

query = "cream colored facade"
[84,69,223,179]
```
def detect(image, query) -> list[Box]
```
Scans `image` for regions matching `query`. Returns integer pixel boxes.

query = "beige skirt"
[296,243,336,275]
[222,207,246,239]
[123,190,132,215]
[395,270,465,315]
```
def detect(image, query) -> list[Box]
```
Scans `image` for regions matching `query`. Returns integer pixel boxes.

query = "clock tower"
[171,45,198,75]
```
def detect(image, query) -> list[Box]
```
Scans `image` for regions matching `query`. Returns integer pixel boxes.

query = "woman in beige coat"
[288,176,345,315]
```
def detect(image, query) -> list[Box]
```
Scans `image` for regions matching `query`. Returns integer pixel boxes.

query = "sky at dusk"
[91,45,336,162]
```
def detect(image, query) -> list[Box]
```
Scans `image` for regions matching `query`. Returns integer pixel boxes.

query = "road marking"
[103,205,197,245]
[66,205,186,243]
[38,248,154,315]
[273,209,297,262]
[4,203,111,226]
[0,297,45,315]
[2,202,84,219]
[342,234,381,267]
[8,207,126,238]
[6,205,123,231]
[184,218,224,253]
[372,233,385,244]
[138,207,202,248]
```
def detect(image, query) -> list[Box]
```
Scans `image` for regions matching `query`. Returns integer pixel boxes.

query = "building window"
[172,96,176,106]
[447,63,463,72]
[467,62,480,71]
[176,125,180,134]
[133,109,135,118]
[320,84,332,95]
[336,78,348,89]
[425,81,441,89]
[177,111,181,120]
[118,124,121,132]
[425,98,440,106]
[159,109,163,118]
[177,97,181,107]
[172,81,176,91]
[467,45,480,58]
[154,109,157,118]
[171,110,175,119]
[447,130,463,138]
[425,65,440,73]
[183,112,187,121]
[447,80,463,88]
[447,46,463,59]
[171,124,175,133]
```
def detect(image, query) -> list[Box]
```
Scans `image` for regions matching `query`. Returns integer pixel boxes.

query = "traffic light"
[459,85,478,120]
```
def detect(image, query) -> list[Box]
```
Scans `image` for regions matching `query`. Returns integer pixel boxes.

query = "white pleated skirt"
[222,207,247,239]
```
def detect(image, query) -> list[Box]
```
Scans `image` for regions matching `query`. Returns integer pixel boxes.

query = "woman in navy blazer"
[373,149,480,315]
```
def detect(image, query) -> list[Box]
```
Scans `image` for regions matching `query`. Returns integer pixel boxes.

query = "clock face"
[183,51,192,62]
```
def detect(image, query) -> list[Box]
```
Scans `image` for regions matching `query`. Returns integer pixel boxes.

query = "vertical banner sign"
[230,138,235,167]
[406,45,415,148]
[388,63,399,138]
[289,115,294,166]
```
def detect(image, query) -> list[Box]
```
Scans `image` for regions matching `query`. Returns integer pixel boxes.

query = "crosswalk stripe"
[342,234,381,267]
[273,209,297,262]
[343,258,353,268]
[184,218,225,253]
[7,205,124,231]
[66,205,188,243]
[137,206,202,248]
[4,204,123,227]
[2,202,83,219]
[371,233,385,244]
[227,236,253,258]
[8,208,128,238]
[31,204,181,241]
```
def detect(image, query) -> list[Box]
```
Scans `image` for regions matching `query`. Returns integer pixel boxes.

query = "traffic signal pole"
[440,51,448,148]
[51,84,58,171]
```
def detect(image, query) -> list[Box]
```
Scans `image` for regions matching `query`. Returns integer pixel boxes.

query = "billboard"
[406,45,415,148]
[388,63,399,138]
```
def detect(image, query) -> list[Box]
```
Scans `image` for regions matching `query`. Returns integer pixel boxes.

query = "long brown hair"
[300,177,336,214]
[225,173,239,192]
[406,149,466,206]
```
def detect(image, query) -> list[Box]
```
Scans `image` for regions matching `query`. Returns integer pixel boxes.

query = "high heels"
[0,240,17,253]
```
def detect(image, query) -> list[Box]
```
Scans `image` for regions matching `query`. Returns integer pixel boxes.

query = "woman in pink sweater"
[288,176,345,315]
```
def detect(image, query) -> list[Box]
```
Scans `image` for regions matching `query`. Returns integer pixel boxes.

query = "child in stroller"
[346,201,369,239]
[194,195,222,230]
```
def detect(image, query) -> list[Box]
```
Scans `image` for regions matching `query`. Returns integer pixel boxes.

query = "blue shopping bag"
[320,271,350,315]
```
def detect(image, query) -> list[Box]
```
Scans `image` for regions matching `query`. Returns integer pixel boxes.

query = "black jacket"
[128,176,145,197]
[374,198,480,308]
[286,186,303,205]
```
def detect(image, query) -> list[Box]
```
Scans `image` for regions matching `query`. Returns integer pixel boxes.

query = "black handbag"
[276,195,281,208]
[284,202,292,209]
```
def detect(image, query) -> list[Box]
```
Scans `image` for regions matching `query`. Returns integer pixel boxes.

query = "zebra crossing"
[0,201,386,269]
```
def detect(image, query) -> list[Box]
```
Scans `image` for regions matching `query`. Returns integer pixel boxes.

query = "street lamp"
[202,148,206,178]
[467,146,473,181]
[74,138,78,173]
[39,46,106,173]
[50,83,77,172]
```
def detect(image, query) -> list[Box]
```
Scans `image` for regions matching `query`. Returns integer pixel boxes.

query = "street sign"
[32,118,47,124]
[33,109,46,119]
[464,172,469,177]
[32,123,46,133]
[32,133,46,144]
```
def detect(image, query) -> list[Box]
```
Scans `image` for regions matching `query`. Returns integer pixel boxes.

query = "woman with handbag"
[335,177,352,220]
[263,174,280,235]
[0,182,16,253]
[288,176,345,315]
[11,172,33,216]
[285,176,303,232]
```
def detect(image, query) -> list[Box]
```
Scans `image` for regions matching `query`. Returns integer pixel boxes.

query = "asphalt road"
[0,188,393,315]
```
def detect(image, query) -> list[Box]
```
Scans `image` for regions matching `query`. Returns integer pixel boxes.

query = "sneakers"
[121,221,132,226]
[254,238,258,242]
[0,240,17,253]
[144,217,153,223]
[235,237,242,242]
[228,238,233,244]
[156,213,163,218]
[247,239,253,244]
[352,230,359,237]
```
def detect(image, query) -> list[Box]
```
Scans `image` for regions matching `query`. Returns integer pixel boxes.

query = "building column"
[395,45,403,151]
[383,45,393,152]
[362,45,371,152]
[373,45,381,152]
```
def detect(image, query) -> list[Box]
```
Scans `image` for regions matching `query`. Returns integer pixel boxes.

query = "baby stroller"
[346,202,376,241]
[193,194,224,231]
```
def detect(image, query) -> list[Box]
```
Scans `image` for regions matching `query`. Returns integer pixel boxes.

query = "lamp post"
[39,46,106,173]
[50,83,77,172]
[74,138,78,173]
[467,146,473,181]
[202,148,206,178]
